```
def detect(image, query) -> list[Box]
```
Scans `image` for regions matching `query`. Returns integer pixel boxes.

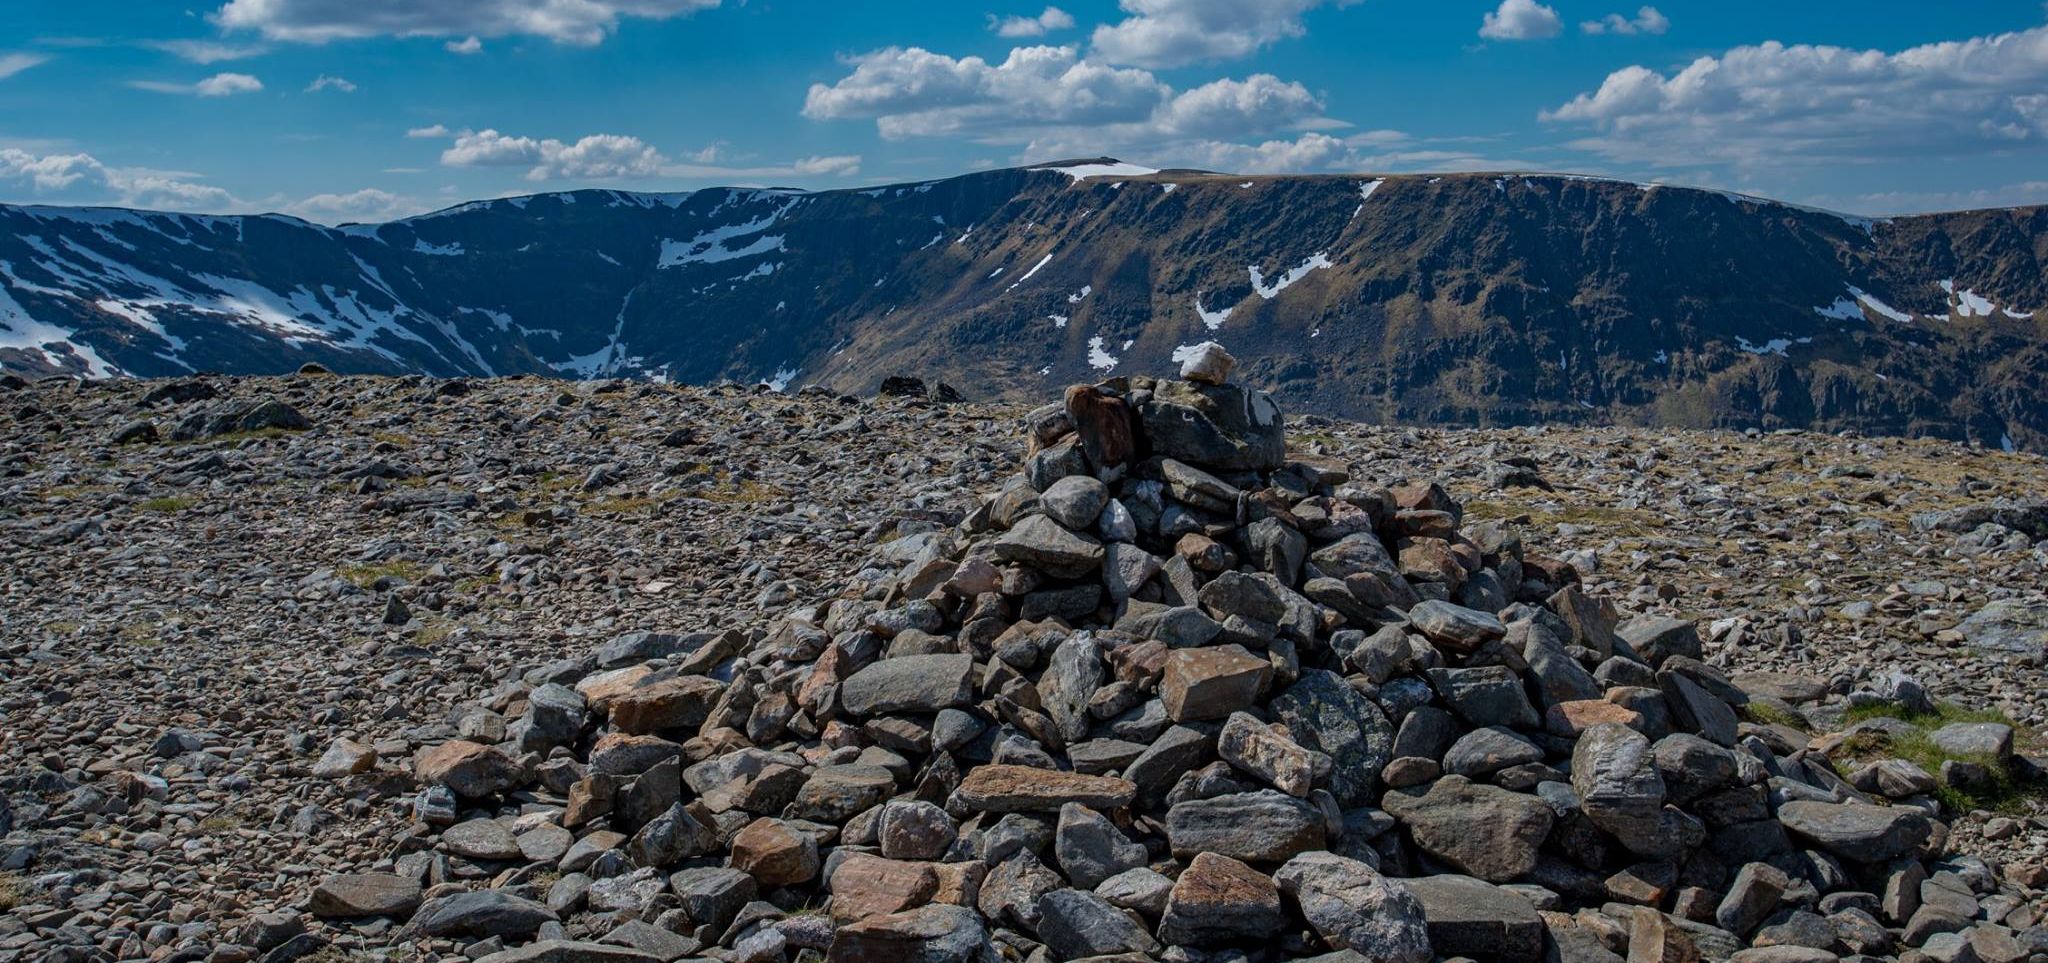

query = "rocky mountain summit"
[2,360,2047,963]
[4,160,2047,448]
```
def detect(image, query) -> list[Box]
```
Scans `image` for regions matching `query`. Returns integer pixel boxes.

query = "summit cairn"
[337,365,2031,963]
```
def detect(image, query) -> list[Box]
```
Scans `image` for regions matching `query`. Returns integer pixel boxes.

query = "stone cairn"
[318,342,2035,963]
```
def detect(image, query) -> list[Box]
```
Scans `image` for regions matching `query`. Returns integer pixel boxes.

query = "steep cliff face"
[3,160,2044,448]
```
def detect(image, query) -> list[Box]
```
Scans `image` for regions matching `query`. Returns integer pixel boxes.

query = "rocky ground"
[2,367,2046,963]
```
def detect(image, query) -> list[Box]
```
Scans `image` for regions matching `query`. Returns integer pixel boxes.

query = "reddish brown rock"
[829,854,939,923]
[1160,645,1271,722]
[930,861,987,908]
[1547,699,1644,737]
[1158,852,1284,945]
[312,738,377,778]
[827,904,990,963]
[1628,906,1702,963]
[607,674,725,734]
[1065,384,1136,471]
[413,741,523,798]
[730,817,821,887]
[574,665,654,713]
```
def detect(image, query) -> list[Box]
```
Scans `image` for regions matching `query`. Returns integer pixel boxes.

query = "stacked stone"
[349,346,2035,963]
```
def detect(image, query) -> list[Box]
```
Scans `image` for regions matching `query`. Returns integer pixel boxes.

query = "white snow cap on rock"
[1178,340,1236,385]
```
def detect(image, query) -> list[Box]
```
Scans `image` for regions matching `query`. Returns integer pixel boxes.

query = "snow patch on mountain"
[1007,253,1053,292]
[1845,286,1912,323]
[1940,280,1996,318]
[461,307,516,331]
[1087,335,1118,371]
[659,229,786,268]
[658,201,796,268]
[1352,179,1386,219]
[0,283,120,377]
[1035,161,1159,181]
[1250,253,1332,299]
[1195,295,1233,331]
[1814,297,1862,322]
[1736,335,1812,357]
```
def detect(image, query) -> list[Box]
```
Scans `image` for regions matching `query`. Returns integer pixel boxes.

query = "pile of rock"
[302,346,2042,963]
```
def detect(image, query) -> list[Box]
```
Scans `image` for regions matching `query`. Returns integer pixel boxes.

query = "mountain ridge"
[4,159,2046,449]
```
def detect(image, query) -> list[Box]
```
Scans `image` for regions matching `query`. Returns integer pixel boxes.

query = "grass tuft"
[1843,701,2016,728]
[413,620,456,646]
[1742,702,1807,730]
[198,813,243,835]
[118,621,162,648]
[589,494,663,515]
[139,496,195,513]
[0,872,24,911]
[700,477,780,504]
[338,560,426,588]
[184,427,294,446]
[1462,499,1663,536]
[1835,702,2041,814]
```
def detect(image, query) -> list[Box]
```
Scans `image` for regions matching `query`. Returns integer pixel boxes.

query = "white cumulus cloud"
[197,72,265,96]
[446,36,483,54]
[440,129,544,168]
[0,148,240,211]
[305,74,356,93]
[439,128,860,182]
[538,133,667,180]
[1581,6,1668,36]
[1544,24,2048,170]
[1091,0,1346,68]
[130,72,266,96]
[1479,0,1562,41]
[284,187,430,223]
[802,43,1332,161]
[791,155,863,177]
[213,0,722,46]
[803,45,1167,139]
[992,7,1076,38]
[406,124,451,138]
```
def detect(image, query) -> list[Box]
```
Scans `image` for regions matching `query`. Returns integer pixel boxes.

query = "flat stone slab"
[838,653,975,716]
[1954,600,2048,660]
[1776,800,1932,863]
[1404,874,1544,963]
[309,873,422,919]
[951,764,1137,812]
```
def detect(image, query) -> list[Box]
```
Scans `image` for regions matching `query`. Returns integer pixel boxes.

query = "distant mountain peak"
[2,165,2043,449]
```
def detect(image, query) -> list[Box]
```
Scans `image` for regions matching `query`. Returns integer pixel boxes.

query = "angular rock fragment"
[1158,852,1284,945]
[1161,644,1271,721]
[1166,789,1327,863]
[1275,852,1430,962]
[1381,776,1553,882]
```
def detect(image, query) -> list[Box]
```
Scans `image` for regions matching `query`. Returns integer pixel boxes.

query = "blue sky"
[4,1,2047,222]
